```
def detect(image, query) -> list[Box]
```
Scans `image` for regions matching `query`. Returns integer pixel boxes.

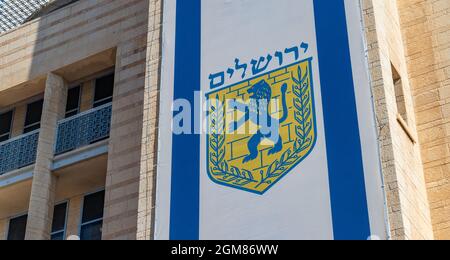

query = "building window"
[0,110,13,142]
[51,202,68,240]
[7,214,27,240]
[80,190,105,240]
[65,86,81,118]
[391,63,408,123]
[93,74,114,108]
[24,99,43,134]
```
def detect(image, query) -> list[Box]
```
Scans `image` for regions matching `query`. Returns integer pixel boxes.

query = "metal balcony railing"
[0,103,112,176]
[55,103,112,155]
[0,130,39,175]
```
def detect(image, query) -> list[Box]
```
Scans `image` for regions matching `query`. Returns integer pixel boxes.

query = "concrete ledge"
[0,165,33,188]
[52,139,109,171]
[0,140,109,188]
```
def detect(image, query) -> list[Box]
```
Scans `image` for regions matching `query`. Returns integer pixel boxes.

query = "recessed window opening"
[0,110,13,142]
[7,214,27,240]
[93,74,114,108]
[24,99,44,134]
[65,86,81,118]
[391,63,408,123]
[80,190,105,240]
[51,202,68,240]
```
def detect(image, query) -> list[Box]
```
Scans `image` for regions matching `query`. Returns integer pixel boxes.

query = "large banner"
[155,0,388,240]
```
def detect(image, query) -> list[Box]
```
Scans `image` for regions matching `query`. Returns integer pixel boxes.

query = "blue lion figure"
[229,80,289,163]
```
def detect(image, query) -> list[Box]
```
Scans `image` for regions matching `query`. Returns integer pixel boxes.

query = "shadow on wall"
[0,0,113,240]
[1,0,159,241]
[23,0,114,241]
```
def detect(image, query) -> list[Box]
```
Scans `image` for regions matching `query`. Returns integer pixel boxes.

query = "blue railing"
[0,130,39,175]
[55,103,112,155]
[0,104,112,176]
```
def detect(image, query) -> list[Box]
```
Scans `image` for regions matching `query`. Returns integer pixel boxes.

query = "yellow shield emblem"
[206,58,317,194]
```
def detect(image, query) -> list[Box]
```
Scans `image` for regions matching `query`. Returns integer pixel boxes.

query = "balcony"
[0,131,39,176]
[55,103,112,155]
[0,103,112,177]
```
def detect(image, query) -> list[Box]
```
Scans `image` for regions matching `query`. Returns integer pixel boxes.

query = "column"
[25,73,67,240]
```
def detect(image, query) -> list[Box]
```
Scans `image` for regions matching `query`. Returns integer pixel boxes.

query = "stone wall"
[398,0,450,240]
[362,0,434,240]
[0,0,159,240]
[136,0,162,240]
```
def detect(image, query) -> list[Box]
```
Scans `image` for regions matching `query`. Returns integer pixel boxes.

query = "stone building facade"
[0,0,448,240]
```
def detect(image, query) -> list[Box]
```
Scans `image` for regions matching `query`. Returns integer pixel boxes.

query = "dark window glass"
[0,135,8,143]
[7,215,27,240]
[80,190,105,240]
[0,110,13,142]
[93,74,114,108]
[82,191,105,223]
[80,220,103,241]
[51,232,64,240]
[51,202,67,240]
[65,86,81,118]
[24,99,43,133]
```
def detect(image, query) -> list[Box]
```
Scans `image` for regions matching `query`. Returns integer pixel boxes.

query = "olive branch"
[256,65,314,188]
[208,95,257,187]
